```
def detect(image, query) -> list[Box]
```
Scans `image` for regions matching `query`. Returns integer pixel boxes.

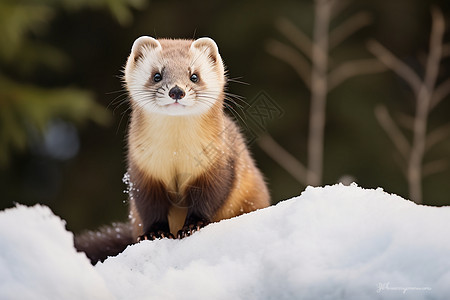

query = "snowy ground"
[1,184,450,300]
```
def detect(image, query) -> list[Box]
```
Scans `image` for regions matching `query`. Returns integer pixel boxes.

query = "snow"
[1,184,450,300]
[0,205,113,300]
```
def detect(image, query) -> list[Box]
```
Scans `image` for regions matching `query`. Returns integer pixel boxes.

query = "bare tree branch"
[407,6,445,204]
[307,0,334,186]
[257,135,307,185]
[421,6,444,96]
[329,12,373,49]
[367,40,422,96]
[426,123,450,151]
[374,105,410,161]
[430,77,450,110]
[276,18,313,60]
[423,159,448,178]
[266,39,311,89]
[371,7,447,204]
[328,58,386,91]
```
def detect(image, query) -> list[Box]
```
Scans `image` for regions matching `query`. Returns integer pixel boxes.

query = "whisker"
[116,106,132,135]
[195,93,249,129]
[224,103,250,130]
[227,77,249,86]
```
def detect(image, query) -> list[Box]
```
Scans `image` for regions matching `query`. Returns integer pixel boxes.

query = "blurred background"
[1,0,449,233]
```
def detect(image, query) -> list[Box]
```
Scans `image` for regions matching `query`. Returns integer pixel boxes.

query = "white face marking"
[125,38,225,117]
[151,83,212,116]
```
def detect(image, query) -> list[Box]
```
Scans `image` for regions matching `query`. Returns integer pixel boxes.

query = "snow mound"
[1,184,450,300]
[0,204,113,300]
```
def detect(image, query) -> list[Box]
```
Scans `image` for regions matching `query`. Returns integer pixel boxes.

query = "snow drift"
[1,184,449,300]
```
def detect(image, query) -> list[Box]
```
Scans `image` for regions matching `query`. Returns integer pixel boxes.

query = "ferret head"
[124,36,226,116]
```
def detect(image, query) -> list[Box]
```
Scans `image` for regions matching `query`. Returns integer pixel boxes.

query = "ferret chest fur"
[128,109,224,192]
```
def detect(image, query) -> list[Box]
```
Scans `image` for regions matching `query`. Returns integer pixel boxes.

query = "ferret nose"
[169,86,185,100]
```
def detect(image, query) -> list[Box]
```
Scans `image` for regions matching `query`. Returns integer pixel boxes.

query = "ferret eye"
[190,74,199,83]
[153,73,162,82]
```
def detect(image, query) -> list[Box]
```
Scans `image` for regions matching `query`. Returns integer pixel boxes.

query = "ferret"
[75,37,270,264]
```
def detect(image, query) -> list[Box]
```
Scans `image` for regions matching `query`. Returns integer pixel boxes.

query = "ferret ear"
[191,37,220,64]
[130,36,161,62]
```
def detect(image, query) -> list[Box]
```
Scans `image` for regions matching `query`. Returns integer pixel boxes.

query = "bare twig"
[266,39,311,89]
[374,105,411,161]
[329,12,373,49]
[276,18,313,60]
[430,77,450,110]
[257,135,307,185]
[367,40,422,96]
[426,123,450,151]
[423,159,448,177]
[421,7,444,94]
[328,58,386,91]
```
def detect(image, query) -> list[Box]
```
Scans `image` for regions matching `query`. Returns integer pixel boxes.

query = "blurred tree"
[260,0,385,187]
[0,0,145,166]
[370,7,450,204]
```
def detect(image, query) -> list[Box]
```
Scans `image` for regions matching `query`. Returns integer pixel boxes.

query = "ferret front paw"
[138,231,174,242]
[177,220,209,239]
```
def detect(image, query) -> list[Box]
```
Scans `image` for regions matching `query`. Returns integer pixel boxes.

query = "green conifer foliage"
[0,0,145,166]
